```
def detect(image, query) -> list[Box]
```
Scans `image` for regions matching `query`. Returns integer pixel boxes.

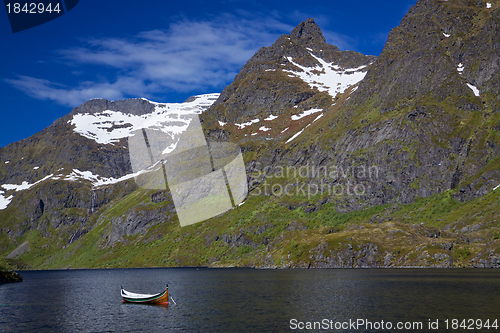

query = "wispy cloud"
[5,14,295,107]
[4,13,359,107]
[5,75,153,106]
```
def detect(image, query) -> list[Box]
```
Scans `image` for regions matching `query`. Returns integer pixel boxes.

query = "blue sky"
[0,0,417,148]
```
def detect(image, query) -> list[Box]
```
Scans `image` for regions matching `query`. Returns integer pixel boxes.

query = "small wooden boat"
[121,285,169,304]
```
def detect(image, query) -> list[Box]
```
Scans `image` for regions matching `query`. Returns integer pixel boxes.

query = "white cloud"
[5,13,360,107]
[4,75,152,107]
[5,14,294,107]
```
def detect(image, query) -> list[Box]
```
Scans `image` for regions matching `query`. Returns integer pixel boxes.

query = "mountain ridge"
[208,18,376,123]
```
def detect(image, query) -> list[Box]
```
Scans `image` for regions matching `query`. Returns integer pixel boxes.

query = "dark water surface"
[0,268,499,332]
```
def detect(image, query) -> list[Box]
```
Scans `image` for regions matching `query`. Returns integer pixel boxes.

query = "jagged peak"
[290,18,327,45]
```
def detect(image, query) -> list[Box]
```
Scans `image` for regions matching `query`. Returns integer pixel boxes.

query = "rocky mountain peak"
[289,18,327,45]
[206,18,375,123]
[69,98,155,117]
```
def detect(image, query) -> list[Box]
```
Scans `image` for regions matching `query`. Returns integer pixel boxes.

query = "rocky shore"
[0,267,23,284]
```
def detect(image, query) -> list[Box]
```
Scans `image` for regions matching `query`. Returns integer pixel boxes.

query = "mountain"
[0,95,217,249]
[203,3,500,209]
[343,0,500,203]
[207,18,375,124]
[1,2,500,269]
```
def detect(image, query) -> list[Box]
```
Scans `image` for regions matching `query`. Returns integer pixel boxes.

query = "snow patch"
[286,129,305,143]
[251,133,258,136]
[5,161,9,164]
[312,114,324,123]
[291,109,323,121]
[487,3,492,8]
[0,165,165,210]
[286,122,316,144]
[457,63,464,74]
[70,93,219,145]
[0,191,13,210]
[443,33,450,38]
[2,174,54,192]
[286,111,324,143]
[64,168,141,187]
[494,183,500,191]
[218,121,227,126]
[259,126,271,132]
[235,119,260,129]
[281,127,289,133]
[466,83,480,97]
[33,166,39,170]
[284,53,370,99]
[264,115,278,121]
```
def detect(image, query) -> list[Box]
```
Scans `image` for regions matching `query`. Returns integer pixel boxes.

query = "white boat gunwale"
[120,285,169,303]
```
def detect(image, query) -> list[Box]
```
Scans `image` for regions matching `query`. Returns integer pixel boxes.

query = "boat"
[120,285,169,304]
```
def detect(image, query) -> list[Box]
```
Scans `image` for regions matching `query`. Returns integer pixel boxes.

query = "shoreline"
[10,265,500,272]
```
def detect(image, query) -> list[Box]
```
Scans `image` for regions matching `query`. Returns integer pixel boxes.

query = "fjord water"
[0,268,499,332]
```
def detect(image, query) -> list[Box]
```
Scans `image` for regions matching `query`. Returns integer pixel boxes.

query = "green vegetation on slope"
[4,179,500,269]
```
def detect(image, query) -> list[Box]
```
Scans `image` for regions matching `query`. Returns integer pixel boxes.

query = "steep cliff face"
[326,0,500,205]
[356,0,500,112]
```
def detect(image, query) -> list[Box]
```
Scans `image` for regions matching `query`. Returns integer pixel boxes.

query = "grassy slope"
[4,178,500,269]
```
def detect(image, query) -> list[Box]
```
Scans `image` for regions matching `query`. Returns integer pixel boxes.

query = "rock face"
[307,242,381,268]
[68,98,156,117]
[246,221,498,269]
[355,0,500,113]
[321,0,500,205]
